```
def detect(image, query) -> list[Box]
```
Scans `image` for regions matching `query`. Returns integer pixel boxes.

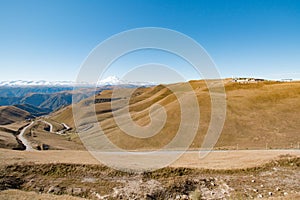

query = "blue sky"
[0,0,300,82]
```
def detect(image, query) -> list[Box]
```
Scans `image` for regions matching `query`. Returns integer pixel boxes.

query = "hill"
[51,80,300,150]
[0,106,32,125]
[0,104,51,126]
[0,85,140,113]
[0,86,74,98]
[0,86,93,112]
[0,88,93,113]
[14,104,51,117]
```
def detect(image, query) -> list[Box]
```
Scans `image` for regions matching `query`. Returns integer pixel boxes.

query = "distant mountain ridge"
[0,78,155,125]
[0,76,154,87]
[0,90,95,112]
[0,86,74,98]
[97,76,155,86]
[0,80,84,87]
[0,89,97,124]
[0,77,155,125]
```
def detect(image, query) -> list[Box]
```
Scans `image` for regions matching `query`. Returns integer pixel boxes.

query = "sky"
[0,0,300,82]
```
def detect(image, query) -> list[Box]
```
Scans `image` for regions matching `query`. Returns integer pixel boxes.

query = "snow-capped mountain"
[97,76,126,85]
[97,76,154,86]
[0,76,155,87]
[0,80,77,87]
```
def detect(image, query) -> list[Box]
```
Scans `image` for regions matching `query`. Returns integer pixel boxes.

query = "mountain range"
[0,89,94,111]
[0,78,300,150]
[0,76,154,87]
[0,76,154,125]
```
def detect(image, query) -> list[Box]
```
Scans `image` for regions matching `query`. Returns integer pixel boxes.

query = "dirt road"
[41,120,54,133]
[0,149,299,170]
[16,122,34,151]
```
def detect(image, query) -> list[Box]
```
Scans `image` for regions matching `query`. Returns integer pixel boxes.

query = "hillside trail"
[16,121,35,151]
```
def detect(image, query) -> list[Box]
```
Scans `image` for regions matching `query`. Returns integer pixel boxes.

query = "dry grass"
[21,121,84,151]
[219,81,300,149]
[49,80,300,150]
[0,148,299,170]
[0,106,31,125]
[0,155,298,200]
[0,121,28,132]
[51,106,75,128]
[0,189,85,200]
[0,131,19,149]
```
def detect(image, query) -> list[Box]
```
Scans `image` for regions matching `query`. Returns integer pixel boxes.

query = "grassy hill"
[51,80,300,150]
[0,106,32,125]
[0,104,51,126]
[14,104,51,117]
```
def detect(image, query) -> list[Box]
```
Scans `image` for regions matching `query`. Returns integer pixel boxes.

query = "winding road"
[40,120,70,135]
[41,120,54,133]
[57,123,71,134]
[62,123,70,130]
[16,120,71,151]
[16,121,35,151]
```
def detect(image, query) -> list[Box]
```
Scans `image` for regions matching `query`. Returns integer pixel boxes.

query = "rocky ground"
[0,154,299,200]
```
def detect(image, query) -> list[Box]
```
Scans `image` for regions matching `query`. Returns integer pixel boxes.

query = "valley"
[1,0,300,199]
[0,79,299,199]
[0,85,113,125]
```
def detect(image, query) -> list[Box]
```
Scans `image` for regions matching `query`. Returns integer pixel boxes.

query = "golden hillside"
[0,106,32,125]
[51,80,300,150]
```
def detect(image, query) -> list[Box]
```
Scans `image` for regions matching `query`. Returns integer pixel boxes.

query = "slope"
[51,80,300,150]
[14,104,51,117]
[0,106,32,125]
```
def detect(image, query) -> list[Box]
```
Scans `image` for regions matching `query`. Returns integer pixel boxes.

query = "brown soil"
[0,155,299,200]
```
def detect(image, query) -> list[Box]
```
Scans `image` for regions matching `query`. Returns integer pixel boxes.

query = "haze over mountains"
[0,76,154,87]
[1,78,299,149]
[0,80,79,87]
[0,88,91,122]
[0,78,299,199]
[0,76,154,125]
[0,86,77,125]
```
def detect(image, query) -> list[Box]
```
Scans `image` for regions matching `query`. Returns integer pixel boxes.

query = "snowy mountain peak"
[0,76,155,87]
[97,76,125,85]
[0,80,76,87]
[97,76,155,86]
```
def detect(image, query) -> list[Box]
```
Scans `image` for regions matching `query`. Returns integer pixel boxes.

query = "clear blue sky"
[1,0,300,81]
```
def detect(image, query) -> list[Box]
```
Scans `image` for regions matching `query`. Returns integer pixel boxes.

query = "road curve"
[41,120,70,135]
[41,120,54,133]
[16,121,35,151]
[62,123,70,130]
[57,123,71,134]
